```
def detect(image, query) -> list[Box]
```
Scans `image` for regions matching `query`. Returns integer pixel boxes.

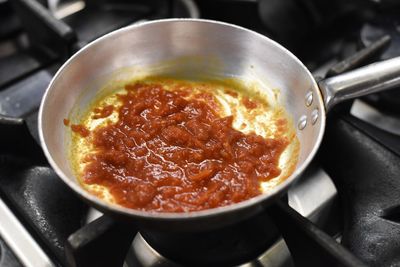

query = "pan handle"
[318,56,400,111]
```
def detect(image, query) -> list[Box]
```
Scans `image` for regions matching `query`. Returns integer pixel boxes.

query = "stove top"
[1,1,400,267]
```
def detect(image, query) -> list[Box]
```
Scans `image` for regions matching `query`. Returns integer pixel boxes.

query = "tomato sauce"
[71,81,289,212]
[224,90,238,98]
[71,124,90,137]
[242,96,258,109]
[92,105,114,119]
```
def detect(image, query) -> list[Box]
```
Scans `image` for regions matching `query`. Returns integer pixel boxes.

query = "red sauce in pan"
[70,82,289,212]
[71,124,90,137]
[92,105,114,119]
[242,96,258,109]
[224,90,238,98]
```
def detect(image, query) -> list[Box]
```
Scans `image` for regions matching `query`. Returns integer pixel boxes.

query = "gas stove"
[1,1,400,267]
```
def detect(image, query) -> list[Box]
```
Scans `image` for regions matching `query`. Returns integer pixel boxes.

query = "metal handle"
[318,56,400,111]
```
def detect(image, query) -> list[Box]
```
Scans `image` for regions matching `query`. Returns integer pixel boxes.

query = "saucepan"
[39,19,400,231]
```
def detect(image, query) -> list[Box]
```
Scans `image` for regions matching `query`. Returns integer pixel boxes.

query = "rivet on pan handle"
[318,56,400,112]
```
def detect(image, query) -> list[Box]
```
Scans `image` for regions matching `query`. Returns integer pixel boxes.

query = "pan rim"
[38,18,326,221]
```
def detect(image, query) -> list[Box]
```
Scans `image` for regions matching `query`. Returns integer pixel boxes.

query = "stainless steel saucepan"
[39,19,400,231]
